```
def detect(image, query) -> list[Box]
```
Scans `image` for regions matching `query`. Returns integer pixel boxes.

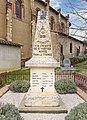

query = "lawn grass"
[75,61,87,73]
[6,67,30,84]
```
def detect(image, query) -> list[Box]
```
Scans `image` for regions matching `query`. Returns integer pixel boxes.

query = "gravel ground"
[0,91,85,120]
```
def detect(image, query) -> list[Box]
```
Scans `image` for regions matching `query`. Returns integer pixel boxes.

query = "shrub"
[0,103,23,120]
[65,102,87,120]
[0,115,5,120]
[9,80,30,93]
[55,79,77,94]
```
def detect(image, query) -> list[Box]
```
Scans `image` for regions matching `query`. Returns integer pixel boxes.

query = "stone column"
[66,14,69,35]
[57,9,61,32]
[0,0,6,38]
[6,1,13,41]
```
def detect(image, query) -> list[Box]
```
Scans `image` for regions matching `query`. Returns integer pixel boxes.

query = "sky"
[43,0,87,41]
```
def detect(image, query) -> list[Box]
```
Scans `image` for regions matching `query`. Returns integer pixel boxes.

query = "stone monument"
[61,58,75,71]
[19,10,67,113]
[25,10,60,107]
[63,58,71,67]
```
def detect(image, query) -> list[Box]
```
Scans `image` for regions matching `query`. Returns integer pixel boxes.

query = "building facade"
[0,38,21,72]
[0,0,84,64]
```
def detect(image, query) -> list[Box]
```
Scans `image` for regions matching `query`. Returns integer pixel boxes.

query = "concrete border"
[77,87,87,102]
[0,85,9,97]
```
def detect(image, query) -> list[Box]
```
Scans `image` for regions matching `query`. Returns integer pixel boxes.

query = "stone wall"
[0,0,83,62]
[0,0,6,38]
[0,0,32,60]
[6,1,12,41]
[51,31,84,64]
[58,33,84,58]
[49,9,59,31]
[51,32,60,62]
[34,0,46,10]
[8,0,32,60]
[0,45,21,72]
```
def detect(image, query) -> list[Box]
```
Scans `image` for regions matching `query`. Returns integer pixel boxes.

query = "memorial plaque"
[63,58,71,67]
[31,68,54,92]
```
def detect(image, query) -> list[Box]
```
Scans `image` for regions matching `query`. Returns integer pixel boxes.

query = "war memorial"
[19,10,67,113]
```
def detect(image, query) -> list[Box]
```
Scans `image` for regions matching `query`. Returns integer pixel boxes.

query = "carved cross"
[41,87,44,92]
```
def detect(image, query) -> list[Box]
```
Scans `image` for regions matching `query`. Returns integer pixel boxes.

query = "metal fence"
[0,69,30,87]
[0,72,7,87]
[0,70,87,91]
[6,70,30,83]
[55,71,87,90]
[75,73,87,89]
[55,71,75,81]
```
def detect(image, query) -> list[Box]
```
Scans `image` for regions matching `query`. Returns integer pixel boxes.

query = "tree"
[64,0,87,40]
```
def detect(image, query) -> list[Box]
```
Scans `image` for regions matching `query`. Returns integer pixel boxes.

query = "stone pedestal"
[25,67,59,106]
[25,10,60,107]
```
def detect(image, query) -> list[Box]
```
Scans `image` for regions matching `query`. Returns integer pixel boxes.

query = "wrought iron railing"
[0,69,30,87]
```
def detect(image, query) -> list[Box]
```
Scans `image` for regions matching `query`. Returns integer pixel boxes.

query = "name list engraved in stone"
[42,72,53,89]
[32,71,53,90]
[32,72,41,87]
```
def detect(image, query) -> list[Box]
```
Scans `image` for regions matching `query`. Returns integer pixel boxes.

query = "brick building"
[0,0,84,64]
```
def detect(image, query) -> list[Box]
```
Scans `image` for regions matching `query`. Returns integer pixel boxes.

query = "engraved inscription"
[32,71,53,90]
[33,11,53,57]
[33,44,52,57]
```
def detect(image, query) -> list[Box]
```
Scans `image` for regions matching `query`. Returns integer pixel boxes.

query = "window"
[16,0,21,18]
[50,17,55,30]
[61,44,63,54]
[79,46,80,53]
[70,43,72,53]
[61,22,65,33]
[15,0,25,19]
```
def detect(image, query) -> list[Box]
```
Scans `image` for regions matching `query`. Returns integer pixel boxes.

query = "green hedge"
[65,102,87,120]
[70,55,87,65]
[0,103,23,120]
[55,79,77,94]
[9,80,30,93]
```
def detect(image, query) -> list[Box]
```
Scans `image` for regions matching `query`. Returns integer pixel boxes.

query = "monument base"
[24,89,59,107]
[19,95,67,113]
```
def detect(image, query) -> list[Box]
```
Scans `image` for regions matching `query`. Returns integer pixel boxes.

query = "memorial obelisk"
[25,10,60,106]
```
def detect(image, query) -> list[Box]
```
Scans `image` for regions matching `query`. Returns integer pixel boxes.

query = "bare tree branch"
[66,0,87,40]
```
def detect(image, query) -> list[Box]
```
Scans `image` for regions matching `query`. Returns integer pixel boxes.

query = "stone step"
[0,85,9,97]
[19,95,68,113]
